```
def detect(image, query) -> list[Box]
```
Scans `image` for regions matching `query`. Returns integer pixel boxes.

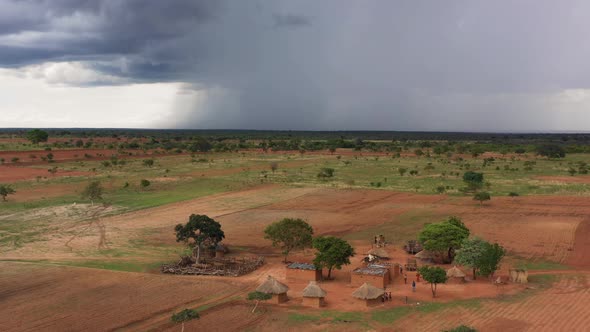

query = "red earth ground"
[1,187,589,331]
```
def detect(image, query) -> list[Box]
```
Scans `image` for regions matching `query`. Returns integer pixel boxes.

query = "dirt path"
[566,217,590,269]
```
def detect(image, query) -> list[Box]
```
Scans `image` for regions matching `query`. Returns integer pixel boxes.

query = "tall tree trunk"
[473,268,477,280]
[327,267,333,279]
[196,244,201,263]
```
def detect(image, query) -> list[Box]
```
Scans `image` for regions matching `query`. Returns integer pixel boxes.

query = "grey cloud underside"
[1,0,590,130]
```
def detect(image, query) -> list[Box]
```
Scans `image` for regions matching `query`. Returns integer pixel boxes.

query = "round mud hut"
[446,266,466,283]
[352,282,385,307]
[256,275,289,304]
[302,281,327,308]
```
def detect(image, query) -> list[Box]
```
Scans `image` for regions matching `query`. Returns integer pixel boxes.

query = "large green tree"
[312,236,355,279]
[478,242,505,278]
[264,218,313,262]
[0,184,16,201]
[171,309,199,332]
[175,214,225,263]
[418,266,448,297]
[473,192,491,205]
[454,237,488,280]
[26,129,49,144]
[419,216,470,263]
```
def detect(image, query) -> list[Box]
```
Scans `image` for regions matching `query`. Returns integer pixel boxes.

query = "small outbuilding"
[286,262,321,282]
[351,267,390,288]
[256,275,289,304]
[446,266,467,283]
[215,244,228,258]
[352,282,385,307]
[509,268,528,284]
[302,281,327,308]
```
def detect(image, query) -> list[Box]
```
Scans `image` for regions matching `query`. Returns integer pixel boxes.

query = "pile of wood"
[161,256,265,277]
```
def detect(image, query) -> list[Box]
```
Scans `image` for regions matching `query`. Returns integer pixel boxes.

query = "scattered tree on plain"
[317,168,335,179]
[143,159,154,167]
[26,129,49,144]
[0,184,16,201]
[81,181,104,205]
[175,214,225,263]
[312,236,355,279]
[536,144,565,159]
[171,309,199,332]
[418,265,447,297]
[419,216,470,263]
[398,168,407,176]
[264,218,313,263]
[462,171,484,192]
[247,291,272,313]
[270,162,278,173]
[473,192,491,205]
[140,179,151,190]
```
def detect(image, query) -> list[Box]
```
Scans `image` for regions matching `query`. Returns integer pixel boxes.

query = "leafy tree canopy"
[175,214,225,262]
[473,192,491,205]
[171,309,199,323]
[312,236,355,279]
[26,129,49,144]
[454,237,488,280]
[478,242,505,277]
[419,216,470,263]
[264,218,313,262]
[462,171,484,191]
[418,265,447,297]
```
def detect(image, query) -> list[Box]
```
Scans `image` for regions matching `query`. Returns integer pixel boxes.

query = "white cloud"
[0,68,194,128]
[20,62,124,85]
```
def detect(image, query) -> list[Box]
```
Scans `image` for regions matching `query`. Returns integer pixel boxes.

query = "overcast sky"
[1,0,590,131]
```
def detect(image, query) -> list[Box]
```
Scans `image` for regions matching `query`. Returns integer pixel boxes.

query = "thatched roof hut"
[415,250,435,260]
[352,283,384,299]
[302,281,327,308]
[302,281,327,298]
[367,248,390,259]
[257,275,289,294]
[256,276,289,303]
[352,283,385,307]
[446,266,466,283]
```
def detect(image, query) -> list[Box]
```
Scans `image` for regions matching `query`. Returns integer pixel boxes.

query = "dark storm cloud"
[2,0,590,130]
[273,14,312,28]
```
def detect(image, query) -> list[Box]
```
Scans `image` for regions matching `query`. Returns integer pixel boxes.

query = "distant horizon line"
[2,127,590,135]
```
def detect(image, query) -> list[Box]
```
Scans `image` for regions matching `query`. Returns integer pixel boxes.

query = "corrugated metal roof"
[287,262,317,270]
[353,267,387,276]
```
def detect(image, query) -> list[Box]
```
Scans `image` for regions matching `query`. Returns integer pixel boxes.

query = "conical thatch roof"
[351,283,385,300]
[415,250,434,259]
[367,248,390,258]
[447,266,466,278]
[256,276,289,294]
[302,281,327,298]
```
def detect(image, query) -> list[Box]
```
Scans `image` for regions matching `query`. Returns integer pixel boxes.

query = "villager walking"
[412,280,416,292]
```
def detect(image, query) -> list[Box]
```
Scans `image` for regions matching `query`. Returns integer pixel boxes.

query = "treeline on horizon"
[1,128,589,155]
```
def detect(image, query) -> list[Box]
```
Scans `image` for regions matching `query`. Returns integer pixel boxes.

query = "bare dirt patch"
[0,165,91,182]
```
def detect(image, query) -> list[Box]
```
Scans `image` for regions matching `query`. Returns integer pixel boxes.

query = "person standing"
[404,274,407,284]
[412,280,416,292]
